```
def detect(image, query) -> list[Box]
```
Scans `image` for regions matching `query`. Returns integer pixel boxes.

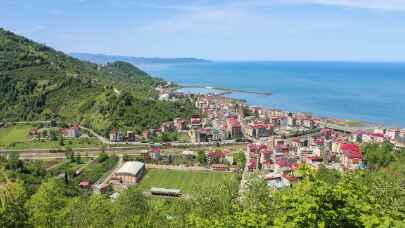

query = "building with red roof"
[340,143,363,170]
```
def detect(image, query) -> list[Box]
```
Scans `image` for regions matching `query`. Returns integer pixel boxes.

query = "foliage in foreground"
[1,144,405,227]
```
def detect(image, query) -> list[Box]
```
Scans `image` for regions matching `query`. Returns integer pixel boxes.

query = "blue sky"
[2,0,405,61]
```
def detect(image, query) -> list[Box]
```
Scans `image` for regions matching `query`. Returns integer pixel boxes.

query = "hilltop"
[0,28,196,135]
[71,52,212,65]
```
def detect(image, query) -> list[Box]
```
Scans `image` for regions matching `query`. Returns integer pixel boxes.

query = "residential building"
[61,125,80,138]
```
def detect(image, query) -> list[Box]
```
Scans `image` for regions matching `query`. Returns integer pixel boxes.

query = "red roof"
[229,119,241,128]
[151,147,161,153]
[341,143,362,159]
[79,181,90,187]
[369,133,385,138]
[260,149,272,155]
[276,158,289,167]
[208,151,225,158]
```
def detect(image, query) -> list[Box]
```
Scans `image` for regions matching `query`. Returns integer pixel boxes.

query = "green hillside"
[0,28,196,134]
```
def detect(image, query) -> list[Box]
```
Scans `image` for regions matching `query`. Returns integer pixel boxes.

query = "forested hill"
[0,28,196,135]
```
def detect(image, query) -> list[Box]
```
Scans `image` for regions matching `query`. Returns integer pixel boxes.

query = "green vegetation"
[0,28,197,135]
[1,143,405,227]
[0,124,31,146]
[136,169,239,193]
[3,137,102,149]
[73,152,118,185]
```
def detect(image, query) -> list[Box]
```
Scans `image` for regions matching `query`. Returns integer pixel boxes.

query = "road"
[238,142,250,202]
[80,126,110,144]
[94,156,123,189]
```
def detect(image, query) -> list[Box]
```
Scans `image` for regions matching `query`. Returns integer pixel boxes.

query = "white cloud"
[134,4,249,34]
[273,0,405,12]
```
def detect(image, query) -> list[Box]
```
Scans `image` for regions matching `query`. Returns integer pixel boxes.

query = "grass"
[2,138,102,149]
[0,124,32,146]
[136,169,239,193]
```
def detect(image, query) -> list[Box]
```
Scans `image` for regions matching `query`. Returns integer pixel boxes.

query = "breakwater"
[179,84,272,96]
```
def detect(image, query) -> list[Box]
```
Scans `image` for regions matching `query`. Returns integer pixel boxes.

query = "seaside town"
[3,1,405,225]
[5,82,403,199]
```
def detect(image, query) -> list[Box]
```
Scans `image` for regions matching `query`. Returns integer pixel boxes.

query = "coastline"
[173,84,383,130]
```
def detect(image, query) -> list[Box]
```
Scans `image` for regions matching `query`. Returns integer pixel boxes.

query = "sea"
[138,61,405,127]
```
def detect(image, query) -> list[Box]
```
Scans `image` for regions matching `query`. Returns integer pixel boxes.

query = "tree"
[362,143,394,170]
[86,194,114,227]
[26,179,66,228]
[197,150,207,165]
[58,197,91,227]
[0,181,28,227]
[113,186,149,226]
[59,136,65,146]
[243,174,273,213]
[233,151,246,170]
[7,151,21,171]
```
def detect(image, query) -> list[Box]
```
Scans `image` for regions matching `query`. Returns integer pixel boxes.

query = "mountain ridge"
[71,52,212,65]
[0,28,197,134]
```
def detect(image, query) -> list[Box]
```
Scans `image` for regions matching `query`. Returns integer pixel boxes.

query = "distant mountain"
[70,52,212,65]
[0,28,197,135]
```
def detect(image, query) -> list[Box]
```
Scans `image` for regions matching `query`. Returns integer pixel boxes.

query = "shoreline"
[173,84,385,129]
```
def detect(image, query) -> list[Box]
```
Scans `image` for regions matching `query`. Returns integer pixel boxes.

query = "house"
[305,156,322,169]
[127,131,136,142]
[247,123,272,139]
[260,149,272,164]
[386,128,400,141]
[110,129,124,142]
[320,128,333,139]
[265,173,290,189]
[149,144,161,159]
[225,117,243,139]
[248,160,258,171]
[161,121,175,132]
[190,115,202,129]
[340,143,363,170]
[79,181,90,189]
[174,118,187,131]
[143,129,150,140]
[363,133,385,143]
[207,151,225,164]
[189,128,212,143]
[287,114,296,127]
[303,119,314,128]
[113,161,145,185]
[61,125,80,138]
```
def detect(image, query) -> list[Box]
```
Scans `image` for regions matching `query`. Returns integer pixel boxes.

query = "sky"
[1,0,405,61]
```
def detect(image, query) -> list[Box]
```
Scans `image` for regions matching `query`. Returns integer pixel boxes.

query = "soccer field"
[137,169,240,193]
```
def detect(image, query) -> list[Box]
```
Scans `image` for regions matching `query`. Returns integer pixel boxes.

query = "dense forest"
[0,143,404,227]
[0,28,197,134]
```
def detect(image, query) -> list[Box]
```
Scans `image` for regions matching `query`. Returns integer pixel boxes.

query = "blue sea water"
[138,62,405,127]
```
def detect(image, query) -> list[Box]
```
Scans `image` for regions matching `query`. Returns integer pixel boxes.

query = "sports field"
[137,169,239,193]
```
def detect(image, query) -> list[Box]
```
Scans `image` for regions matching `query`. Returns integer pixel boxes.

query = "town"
[2,83,404,199]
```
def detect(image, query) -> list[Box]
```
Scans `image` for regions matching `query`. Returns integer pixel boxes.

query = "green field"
[3,138,103,149]
[0,124,32,146]
[137,169,240,193]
